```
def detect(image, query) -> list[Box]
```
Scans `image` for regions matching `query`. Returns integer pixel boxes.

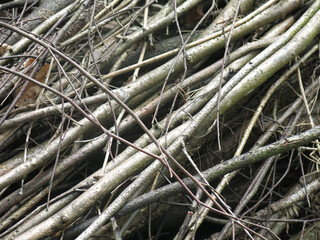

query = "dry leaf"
[184,2,204,27]
[15,58,49,107]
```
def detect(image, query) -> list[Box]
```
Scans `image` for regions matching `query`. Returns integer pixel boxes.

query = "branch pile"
[1,0,320,239]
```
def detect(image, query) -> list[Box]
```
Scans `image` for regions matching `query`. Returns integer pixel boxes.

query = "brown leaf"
[15,58,50,107]
[184,2,204,27]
